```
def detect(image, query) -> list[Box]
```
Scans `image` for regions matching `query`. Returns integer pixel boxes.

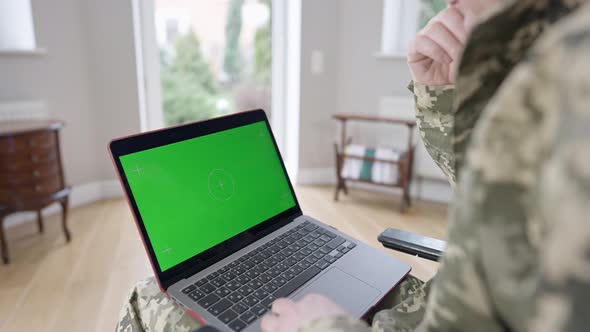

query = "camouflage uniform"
[117,1,590,331]
[116,277,201,332]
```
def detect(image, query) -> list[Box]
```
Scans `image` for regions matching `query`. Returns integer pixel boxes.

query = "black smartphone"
[378,228,446,261]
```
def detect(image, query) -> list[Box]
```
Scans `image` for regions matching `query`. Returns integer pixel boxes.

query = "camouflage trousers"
[116,274,429,332]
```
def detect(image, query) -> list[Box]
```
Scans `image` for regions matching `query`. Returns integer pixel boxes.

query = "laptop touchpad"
[291,267,381,317]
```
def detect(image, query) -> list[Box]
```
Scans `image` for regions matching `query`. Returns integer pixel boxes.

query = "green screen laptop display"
[120,121,296,271]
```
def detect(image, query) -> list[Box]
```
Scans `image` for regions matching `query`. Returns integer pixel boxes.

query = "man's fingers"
[409,34,452,65]
[265,298,297,332]
[435,7,468,44]
[271,298,295,315]
[260,314,279,332]
[423,21,463,61]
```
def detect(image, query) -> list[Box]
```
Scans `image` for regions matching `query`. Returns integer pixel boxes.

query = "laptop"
[109,109,410,332]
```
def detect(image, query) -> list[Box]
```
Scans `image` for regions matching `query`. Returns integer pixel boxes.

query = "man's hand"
[260,294,348,332]
[407,6,468,85]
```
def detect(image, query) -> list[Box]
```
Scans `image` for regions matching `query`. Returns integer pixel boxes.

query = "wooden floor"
[0,185,448,332]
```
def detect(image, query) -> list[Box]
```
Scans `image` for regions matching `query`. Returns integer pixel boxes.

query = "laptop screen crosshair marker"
[208,169,236,201]
[132,165,144,176]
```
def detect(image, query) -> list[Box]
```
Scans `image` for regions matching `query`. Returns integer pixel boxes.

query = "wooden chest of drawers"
[0,120,71,264]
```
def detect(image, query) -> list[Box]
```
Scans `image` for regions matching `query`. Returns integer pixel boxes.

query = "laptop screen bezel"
[109,109,302,290]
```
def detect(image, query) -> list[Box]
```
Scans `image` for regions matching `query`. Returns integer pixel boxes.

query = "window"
[165,19,180,45]
[0,0,37,50]
[135,0,299,177]
[154,0,272,126]
[380,0,446,56]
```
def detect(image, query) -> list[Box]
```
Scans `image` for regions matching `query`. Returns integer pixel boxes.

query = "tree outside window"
[155,0,272,126]
[419,0,447,28]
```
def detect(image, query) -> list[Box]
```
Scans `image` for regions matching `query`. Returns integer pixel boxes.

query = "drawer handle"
[31,155,39,162]
[33,170,41,177]
[29,140,38,147]
[35,185,43,192]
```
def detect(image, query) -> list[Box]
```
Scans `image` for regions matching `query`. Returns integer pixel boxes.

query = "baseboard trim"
[297,167,452,204]
[297,168,336,186]
[5,168,451,228]
[4,180,123,229]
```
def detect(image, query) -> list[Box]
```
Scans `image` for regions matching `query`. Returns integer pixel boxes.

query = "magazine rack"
[332,113,416,213]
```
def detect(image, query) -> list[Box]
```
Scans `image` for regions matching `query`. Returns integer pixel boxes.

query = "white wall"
[299,0,416,171]
[298,0,451,202]
[0,0,141,186]
[83,0,142,181]
[337,0,446,181]
[337,0,413,111]
[0,0,141,226]
[0,0,99,186]
[299,0,340,170]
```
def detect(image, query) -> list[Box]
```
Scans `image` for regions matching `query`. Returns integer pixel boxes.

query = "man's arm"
[410,82,457,186]
[418,10,590,331]
[405,5,466,187]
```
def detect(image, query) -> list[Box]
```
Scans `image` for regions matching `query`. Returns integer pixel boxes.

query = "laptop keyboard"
[181,221,357,331]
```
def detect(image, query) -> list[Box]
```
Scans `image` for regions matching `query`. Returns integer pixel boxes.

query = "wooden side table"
[0,120,71,264]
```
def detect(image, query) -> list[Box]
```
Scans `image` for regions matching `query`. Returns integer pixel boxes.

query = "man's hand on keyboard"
[260,293,347,332]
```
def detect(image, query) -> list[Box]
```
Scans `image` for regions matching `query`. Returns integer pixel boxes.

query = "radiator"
[0,100,48,121]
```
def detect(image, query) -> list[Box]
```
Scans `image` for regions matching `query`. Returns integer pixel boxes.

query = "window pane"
[0,0,37,50]
[154,0,272,126]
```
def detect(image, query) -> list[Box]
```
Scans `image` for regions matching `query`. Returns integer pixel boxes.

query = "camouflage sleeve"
[116,277,202,332]
[413,171,503,332]
[409,81,457,186]
[370,275,431,331]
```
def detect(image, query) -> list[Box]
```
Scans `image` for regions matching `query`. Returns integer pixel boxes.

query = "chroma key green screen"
[120,121,296,271]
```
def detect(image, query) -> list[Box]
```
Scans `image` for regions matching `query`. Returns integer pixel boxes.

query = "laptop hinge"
[171,211,303,287]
